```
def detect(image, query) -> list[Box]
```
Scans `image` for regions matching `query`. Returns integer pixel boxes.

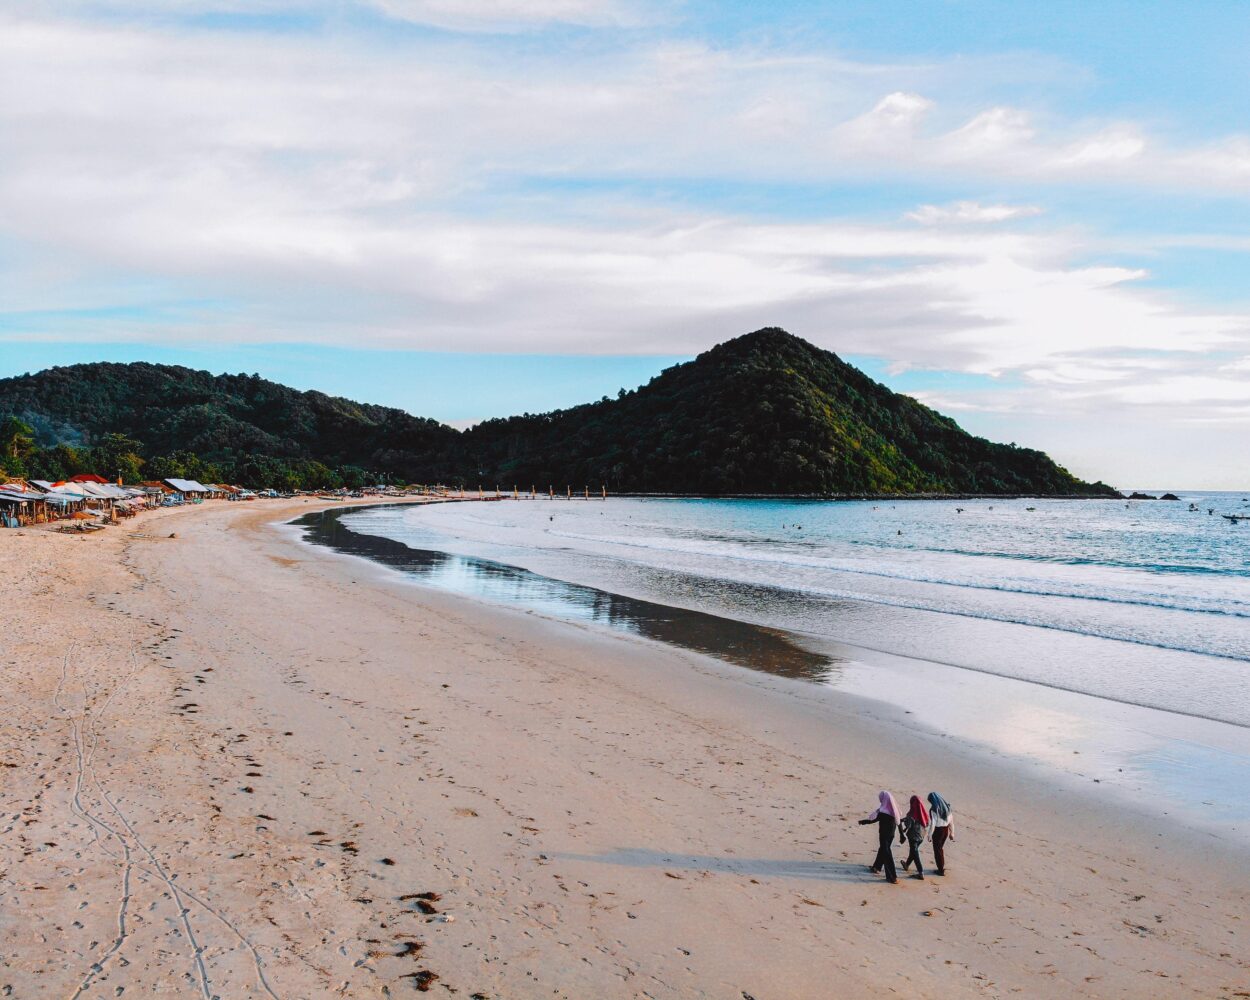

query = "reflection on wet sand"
[295,506,836,681]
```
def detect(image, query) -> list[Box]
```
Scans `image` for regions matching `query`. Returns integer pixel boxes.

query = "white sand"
[1,499,1246,998]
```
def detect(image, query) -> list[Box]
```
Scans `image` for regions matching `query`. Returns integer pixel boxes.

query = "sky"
[1,1,1248,488]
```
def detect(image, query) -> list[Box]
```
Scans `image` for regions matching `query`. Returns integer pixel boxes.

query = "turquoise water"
[338,493,1250,726]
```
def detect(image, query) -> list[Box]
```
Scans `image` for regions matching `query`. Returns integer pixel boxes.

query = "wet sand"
[1,498,1247,998]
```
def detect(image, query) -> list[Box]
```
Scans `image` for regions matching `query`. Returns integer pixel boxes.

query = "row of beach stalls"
[0,475,241,529]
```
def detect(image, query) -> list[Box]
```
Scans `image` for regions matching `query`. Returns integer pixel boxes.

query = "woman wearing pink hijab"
[857,791,900,883]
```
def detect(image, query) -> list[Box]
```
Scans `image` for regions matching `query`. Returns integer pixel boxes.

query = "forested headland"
[0,329,1118,496]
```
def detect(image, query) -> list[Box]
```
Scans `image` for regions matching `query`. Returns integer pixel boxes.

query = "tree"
[0,416,36,477]
[89,433,145,485]
[145,454,187,481]
[27,443,88,482]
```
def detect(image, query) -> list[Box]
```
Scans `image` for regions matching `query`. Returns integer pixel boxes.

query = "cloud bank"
[1,4,1249,485]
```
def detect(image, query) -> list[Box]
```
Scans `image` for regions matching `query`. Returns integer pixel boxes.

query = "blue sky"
[1,1,1248,487]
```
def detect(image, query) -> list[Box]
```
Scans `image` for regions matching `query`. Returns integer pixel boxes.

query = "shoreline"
[2,498,1246,997]
[525,491,1129,500]
[294,502,1250,844]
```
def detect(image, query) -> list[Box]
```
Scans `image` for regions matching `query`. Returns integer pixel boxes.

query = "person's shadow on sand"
[554,848,870,882]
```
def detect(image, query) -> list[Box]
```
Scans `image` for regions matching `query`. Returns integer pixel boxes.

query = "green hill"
[0,330,1116,495]
[462,328,1117,496]
[0,361,458,487]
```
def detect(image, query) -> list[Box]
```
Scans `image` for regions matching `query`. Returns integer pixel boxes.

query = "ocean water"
[332,493,1250,727]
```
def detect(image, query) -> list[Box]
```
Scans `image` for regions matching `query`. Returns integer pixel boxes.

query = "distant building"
[161,478,213,500]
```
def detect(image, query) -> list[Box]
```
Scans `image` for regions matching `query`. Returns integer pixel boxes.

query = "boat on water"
[1222,514,1250,522]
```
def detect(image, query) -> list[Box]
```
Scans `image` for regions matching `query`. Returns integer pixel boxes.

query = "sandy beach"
[2,498,1247,999]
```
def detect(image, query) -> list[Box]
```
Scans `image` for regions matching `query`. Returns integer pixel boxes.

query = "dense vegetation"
[0,362,459,489]
[0,330,1117,495]
[461,329,1117,495]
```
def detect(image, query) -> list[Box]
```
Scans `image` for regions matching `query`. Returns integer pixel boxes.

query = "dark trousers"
[903,839,924,876]
[871,818,897,881]
[932,826,950,873]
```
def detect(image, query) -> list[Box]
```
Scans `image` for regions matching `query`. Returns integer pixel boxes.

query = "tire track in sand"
[54,643,214,999]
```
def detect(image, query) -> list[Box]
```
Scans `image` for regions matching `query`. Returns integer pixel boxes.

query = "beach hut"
[0,481,57,526]
[28,480,87,519]
[161,478,212,502]
[57,481,125,520]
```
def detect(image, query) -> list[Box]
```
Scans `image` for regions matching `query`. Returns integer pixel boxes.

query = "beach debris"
[380,857,396,865]
[403,970,439,991]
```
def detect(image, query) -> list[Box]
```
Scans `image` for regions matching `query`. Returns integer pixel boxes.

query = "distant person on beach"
[899,795,929,879]
[858,791,900,883]
[927,792,954,876]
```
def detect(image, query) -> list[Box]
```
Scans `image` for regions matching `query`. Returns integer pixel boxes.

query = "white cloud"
[6,0,656,31]
[940,106,1035,160]
[2,5,1250,485]
[1056,126,1146,166]
[906,201,1042,225]
[366,0,651,31]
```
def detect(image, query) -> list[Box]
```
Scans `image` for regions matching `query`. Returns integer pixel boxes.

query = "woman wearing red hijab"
[898,795,930,879]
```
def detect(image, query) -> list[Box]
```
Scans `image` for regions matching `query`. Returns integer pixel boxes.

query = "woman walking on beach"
[899,795,929,879]
[927,792,954,876]
[858,791,900,883]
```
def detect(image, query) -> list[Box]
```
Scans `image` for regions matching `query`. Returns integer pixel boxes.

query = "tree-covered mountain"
[462,329,1117,496]
[0,362,459,488]
[0,330,1117,495]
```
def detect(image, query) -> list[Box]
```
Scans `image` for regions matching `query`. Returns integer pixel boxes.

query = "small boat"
[1222,514,1250,522]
